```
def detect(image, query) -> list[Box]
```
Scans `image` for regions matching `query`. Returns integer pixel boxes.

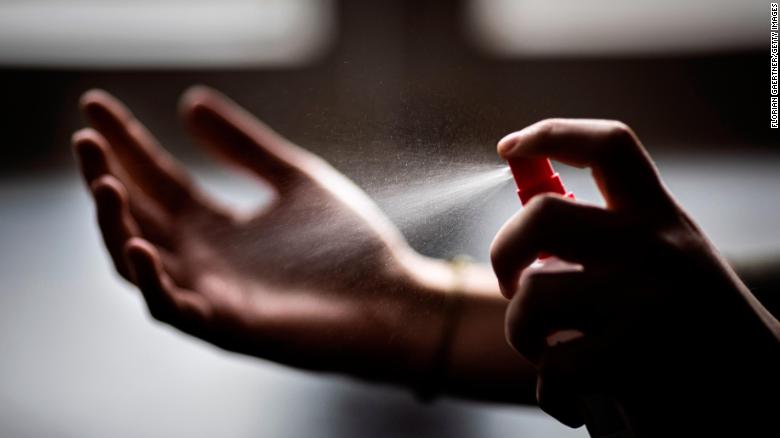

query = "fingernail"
[497,132,520,158]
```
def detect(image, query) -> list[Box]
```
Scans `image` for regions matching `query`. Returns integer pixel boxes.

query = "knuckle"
[602,120,640,156]
[525,194,564,221]
[516,271,544,305]
[505,278,541,349]
[606,120,635,142]
[531,118,564,141]
[650,224,707,263]
[489,238,503,267]
[490,211,527,267]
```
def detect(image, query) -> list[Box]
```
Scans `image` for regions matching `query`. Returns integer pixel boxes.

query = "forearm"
[444,286,537,404]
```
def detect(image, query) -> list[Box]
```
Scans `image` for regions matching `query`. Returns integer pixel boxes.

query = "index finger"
[180,86,310,193]
[498,119,674,214]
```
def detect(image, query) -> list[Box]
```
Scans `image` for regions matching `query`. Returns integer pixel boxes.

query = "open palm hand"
[73,87,446,382]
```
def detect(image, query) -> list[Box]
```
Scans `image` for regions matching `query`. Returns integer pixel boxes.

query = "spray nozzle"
[507,157,569,205]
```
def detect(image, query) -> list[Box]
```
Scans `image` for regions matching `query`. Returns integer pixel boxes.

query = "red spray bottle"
[507,157,635,438]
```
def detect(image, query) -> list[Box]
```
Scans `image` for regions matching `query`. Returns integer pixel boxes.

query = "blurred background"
[0,1,777,437]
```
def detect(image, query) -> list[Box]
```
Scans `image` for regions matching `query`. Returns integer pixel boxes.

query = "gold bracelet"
[414,255,470,401]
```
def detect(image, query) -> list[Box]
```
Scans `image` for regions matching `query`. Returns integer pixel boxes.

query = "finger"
[180,85,309,193]
[124,237,210,331]
[91,175,141,281]
[79,89,199,211]
[505,270,600,363]
[538,338,631,434]
[498,119,673,213]
[72,128,111,183]
[73,129,174,249]
[490,194,625,298]
[536,368,586,428]
[536,336,604,428]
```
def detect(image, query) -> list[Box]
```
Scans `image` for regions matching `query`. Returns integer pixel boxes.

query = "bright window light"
[467,0,765,57]
[0,0,335,68]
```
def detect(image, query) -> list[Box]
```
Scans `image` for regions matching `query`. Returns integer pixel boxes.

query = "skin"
[74,88,780,434]
[72,86,536,403]
[491,119,780,435]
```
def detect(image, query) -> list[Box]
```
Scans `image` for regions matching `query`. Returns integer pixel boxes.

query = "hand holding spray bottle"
[506,156,635,438]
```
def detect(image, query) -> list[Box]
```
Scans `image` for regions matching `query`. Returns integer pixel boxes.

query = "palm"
[189,175,400,294]
[174,157,409,323]
[73,87,436,377]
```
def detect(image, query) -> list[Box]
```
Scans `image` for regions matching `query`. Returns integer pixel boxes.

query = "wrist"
[392,250,538,404]
[394,252,508,398]
[388,251,466,397]
[398,250,498,298]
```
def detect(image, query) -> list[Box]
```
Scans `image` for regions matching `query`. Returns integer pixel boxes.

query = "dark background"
[2,0,775,173]
[0,1,777,438]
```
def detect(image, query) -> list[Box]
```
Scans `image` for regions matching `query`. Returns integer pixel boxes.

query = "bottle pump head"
[507,157,570,204]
